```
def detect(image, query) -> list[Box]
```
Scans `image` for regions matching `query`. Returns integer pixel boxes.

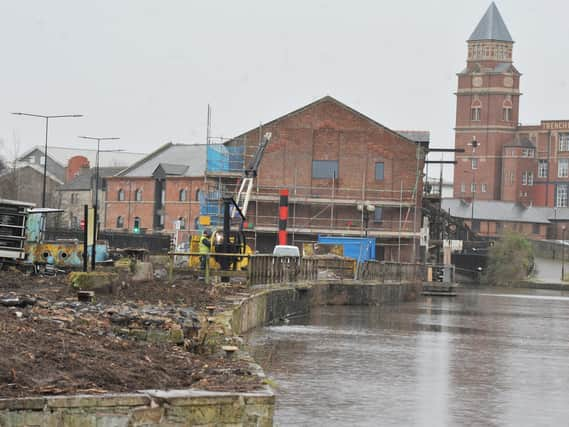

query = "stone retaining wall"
[0,389,274,427]
[231,280,419,335]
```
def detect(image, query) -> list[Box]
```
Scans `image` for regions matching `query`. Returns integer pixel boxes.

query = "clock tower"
[453,2,520,201]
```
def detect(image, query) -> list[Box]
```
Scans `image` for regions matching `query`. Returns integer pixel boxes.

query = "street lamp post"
[562,226,566,281]
[11,113,83,207]
[79,136,120,270]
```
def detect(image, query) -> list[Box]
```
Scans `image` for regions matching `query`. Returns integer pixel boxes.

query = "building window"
[481,183,487,193]
[521,148,534,157]
[178,217,186,229]
[135,189,142,201]
[116,216,124,228]
[496,222,502,234]
[559,159,569,178]
[521,171,528,186]
[528,172,534,186]
[70,193,77,203]
[118,189,125,201]
[375,162,384,181]
[538,160,548,178]
[503,107,512,122]
[40,156,46,165]
[557,184,568,207]
[532,223,540,234]
[471,107,481,121]
[374,207,383,223]
[179,189,187,202]
[559,133,569,152]
[195,189,201,201]
[471,183,476,193]
[312,160,338,179]
[471,158,478,170]
[460,183,466,193]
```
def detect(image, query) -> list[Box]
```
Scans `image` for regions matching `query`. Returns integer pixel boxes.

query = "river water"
[245,287,569,426]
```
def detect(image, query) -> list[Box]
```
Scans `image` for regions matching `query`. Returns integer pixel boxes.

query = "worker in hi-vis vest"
[199,229,212,271]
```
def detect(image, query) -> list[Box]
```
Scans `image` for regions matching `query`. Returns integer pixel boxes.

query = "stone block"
[0,397,45,410]
[68,272,118,294]
[130,407,164,425]
[132,262,153,282]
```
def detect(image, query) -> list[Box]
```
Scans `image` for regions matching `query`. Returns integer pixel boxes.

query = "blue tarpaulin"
[317,236,376,263]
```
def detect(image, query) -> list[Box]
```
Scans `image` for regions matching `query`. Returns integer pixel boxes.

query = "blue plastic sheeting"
[206,144,244,173]
[198,190,223,228]
[317,236,376,263]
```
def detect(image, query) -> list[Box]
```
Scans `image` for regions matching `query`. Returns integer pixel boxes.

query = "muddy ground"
[0,271,259,398]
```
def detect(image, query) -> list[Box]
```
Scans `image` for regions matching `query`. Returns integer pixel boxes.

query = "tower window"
[503,107,512,122]
[460,183,466,193]
[471,107,481,121]
[481,183,487,193]
[471,158,478,170]
[471,183,476,193]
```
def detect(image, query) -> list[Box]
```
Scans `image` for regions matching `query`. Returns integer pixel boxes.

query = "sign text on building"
[542,121,569,130]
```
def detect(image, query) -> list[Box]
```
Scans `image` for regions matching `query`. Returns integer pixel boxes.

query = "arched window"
[179,189,187,202]
[178,217,186,230]
[118,189,125,201]
[502,98,513,122]
[471,99,482,121]
[116,216,124,228]
[195,188,201,201]
[134,189,142,201]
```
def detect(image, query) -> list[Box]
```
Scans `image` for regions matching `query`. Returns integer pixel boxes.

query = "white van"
[272,245,300,257]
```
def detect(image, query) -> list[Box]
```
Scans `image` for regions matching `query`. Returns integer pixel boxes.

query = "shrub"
[483,232,534,286]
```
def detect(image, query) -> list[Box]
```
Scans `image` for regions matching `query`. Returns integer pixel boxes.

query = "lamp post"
[466,137,479,239]
[562,226,566,281]
[78,136,120,270]
[11,112,83,207]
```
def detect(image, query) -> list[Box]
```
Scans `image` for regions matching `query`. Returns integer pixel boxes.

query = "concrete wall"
[231,281,420,335]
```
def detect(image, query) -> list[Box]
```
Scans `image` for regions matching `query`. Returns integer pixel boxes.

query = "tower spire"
[469,2,513,42]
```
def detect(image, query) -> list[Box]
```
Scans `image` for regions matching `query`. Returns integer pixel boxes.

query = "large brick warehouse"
[209,96,427,262]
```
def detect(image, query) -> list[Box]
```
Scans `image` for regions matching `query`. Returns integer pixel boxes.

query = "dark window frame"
[312,160,339,179]
[375,162,385,181]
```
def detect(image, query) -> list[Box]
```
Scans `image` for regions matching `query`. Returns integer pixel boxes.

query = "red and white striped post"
[278,189,289,245]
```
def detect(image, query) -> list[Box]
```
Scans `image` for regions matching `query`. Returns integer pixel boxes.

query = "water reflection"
[246,287,569,426]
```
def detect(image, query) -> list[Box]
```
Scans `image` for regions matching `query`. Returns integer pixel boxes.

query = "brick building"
[453,3,569,209]
[209,96,427,261]
[104,144,206,234]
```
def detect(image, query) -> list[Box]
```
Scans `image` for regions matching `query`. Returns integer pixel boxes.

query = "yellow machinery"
[188,228,252,270]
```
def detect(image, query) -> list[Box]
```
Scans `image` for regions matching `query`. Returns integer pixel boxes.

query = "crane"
[231,132,272,220]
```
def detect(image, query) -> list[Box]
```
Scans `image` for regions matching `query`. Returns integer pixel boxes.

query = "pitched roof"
[152,163,189,178]
[117,143,206,177]
[504,137,535,148]
[442,199,552,224]
[225,95,419,147]
[0,163,64,185]
[18,146,146,169]
[468,2,513,42]
[397,131,430,144]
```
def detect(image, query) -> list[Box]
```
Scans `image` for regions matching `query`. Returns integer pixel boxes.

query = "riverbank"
[0,270,420,426]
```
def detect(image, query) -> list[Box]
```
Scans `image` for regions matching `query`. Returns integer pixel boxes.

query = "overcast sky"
[1,1,568,179]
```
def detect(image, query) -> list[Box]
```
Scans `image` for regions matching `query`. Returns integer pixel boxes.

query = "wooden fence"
[248,255,318,285]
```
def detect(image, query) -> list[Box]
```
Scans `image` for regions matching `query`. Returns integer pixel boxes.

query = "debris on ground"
[0,270,259,398]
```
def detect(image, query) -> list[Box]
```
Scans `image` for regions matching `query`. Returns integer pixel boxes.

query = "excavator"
[188,132,272,271]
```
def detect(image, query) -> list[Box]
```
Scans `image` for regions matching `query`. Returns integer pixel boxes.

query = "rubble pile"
[0,271,261,398]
